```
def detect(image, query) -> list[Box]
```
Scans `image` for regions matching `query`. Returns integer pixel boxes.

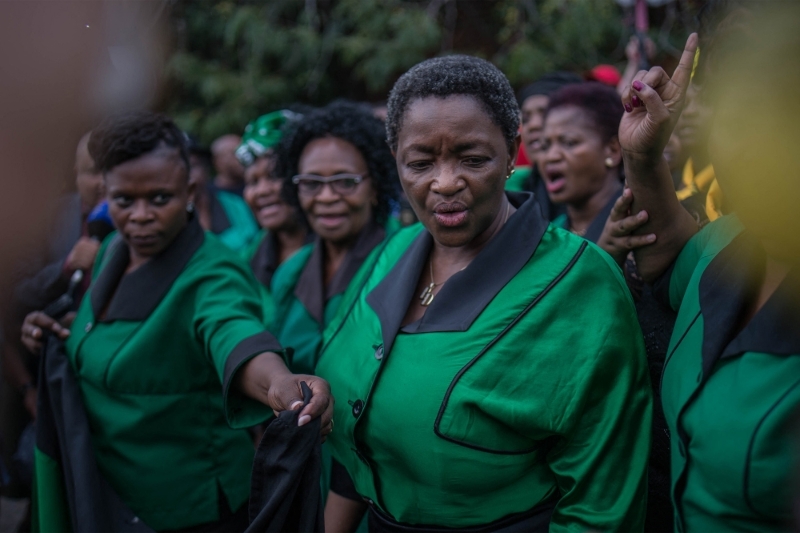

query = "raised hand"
[619,33,698,162]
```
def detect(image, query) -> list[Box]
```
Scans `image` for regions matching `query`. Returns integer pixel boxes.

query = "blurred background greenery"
[163,0,700,143]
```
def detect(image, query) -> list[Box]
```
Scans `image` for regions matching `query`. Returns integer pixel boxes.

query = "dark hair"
[386,55,520,151]
[517,71,583,105]
[89,111,189,175]
[275,100,399,226]
[546,82,623,143]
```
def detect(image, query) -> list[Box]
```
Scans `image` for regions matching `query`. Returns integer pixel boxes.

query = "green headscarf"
[235,110,302,167]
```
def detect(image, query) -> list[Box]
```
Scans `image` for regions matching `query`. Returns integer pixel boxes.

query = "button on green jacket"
[35,219,279,531]
[658,214,800,532]
[317,192,652,531]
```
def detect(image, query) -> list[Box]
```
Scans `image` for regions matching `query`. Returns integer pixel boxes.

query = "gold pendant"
[421,291,435,306]
[419,283,435,306]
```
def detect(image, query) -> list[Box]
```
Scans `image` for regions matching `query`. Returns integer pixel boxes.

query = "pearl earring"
[604,157,615,168]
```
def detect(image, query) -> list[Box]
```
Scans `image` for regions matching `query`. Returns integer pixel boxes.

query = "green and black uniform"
[318,192,652,531]
[270,219,397,375]
[656,214,800,532]
[34,218,278,531]
[243,229,312,328]
[208,187,260,252]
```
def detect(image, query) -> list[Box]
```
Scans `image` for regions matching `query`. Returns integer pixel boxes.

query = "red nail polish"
[624,103,632,112]
[632,95,641,107]
[632,80,644,91]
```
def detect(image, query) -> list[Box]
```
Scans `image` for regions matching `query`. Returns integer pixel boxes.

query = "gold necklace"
[420,201,512,307]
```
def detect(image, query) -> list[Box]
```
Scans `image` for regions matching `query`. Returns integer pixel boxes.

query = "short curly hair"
[546,82,623,144]
[386,55,520,152]
[275,100,399,226]
[89,111,189,175]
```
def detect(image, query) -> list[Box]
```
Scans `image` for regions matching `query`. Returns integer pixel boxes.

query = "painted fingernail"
[632,80,644,91]
[624,103,632,113]
[632,95,642,107]
[298,415,311,426]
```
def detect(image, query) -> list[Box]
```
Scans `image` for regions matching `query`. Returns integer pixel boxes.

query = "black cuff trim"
[223,331,283,393]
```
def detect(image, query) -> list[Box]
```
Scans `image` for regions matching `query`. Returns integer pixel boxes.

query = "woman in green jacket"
[618,3,800,530]
[269,100,399,376]
[318,55,652,533]
[237,111,311,324]
[21,111,333,532]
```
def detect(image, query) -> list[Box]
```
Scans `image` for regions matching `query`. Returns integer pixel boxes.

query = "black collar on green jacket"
[699,232,800,377]
[294,219,386,324]
[207,186,232,235]
[251,230,315,289]
[366,191,547,357]
[90,216,205,322]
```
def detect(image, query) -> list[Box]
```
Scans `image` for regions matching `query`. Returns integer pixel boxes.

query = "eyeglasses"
[291,173,366,196]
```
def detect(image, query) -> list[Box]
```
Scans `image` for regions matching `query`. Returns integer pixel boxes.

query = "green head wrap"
[236,110,302,167]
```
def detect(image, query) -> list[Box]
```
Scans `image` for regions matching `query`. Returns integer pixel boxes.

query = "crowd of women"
[1,0,799,531]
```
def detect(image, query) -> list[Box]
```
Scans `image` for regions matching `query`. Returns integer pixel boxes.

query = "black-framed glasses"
[291,173,366,196]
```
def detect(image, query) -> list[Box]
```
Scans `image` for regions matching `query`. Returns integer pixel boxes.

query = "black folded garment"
[36,335,153,532]
[246,382,324,533]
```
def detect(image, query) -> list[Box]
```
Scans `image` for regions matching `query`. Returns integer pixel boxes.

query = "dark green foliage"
[165,0,696,144]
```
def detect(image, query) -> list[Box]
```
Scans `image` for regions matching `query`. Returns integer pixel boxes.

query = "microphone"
[43,202,114,318]
[87,201,115,241]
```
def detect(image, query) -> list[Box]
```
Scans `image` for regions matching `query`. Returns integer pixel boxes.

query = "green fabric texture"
[270,217,400,375]
[40,231,272,531]
[32,448,71,533]
[214,190,260,252]
[317,223,652,531]
[505,165,532,192]
[270,243,341,375]
[242,229,277,326]
[661,214,799,532]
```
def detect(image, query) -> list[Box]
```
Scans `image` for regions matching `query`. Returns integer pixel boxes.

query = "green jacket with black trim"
[34,218,278,532]
[657,214,800,532]
[316,192,652,531]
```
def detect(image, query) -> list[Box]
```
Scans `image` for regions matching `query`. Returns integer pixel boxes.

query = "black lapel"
[208,188,232,235]
[294,239,326,325]
[365,230,432,358]
[698,232,765,375]
[90,217,205,322]
[294,222,386,325]
[367,191,548,357]
[250,232,280,288]
[584,189,622,244]
[326,220,385,299]
[722,265,800,358]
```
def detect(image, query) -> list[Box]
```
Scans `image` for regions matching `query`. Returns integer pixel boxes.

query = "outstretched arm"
[619,34,701,282]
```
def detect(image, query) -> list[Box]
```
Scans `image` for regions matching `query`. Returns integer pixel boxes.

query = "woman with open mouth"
[538,82,625,244]
[318,55,651,533]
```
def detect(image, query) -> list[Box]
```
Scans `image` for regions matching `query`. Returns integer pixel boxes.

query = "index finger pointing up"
[672,33,699,94]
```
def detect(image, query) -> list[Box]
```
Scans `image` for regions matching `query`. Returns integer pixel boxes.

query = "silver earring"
[187,202,195,213]
[604,157,614,168]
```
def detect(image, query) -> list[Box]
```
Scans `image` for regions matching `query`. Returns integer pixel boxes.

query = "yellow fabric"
[705,178,724,221]
[676,159,724,221]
